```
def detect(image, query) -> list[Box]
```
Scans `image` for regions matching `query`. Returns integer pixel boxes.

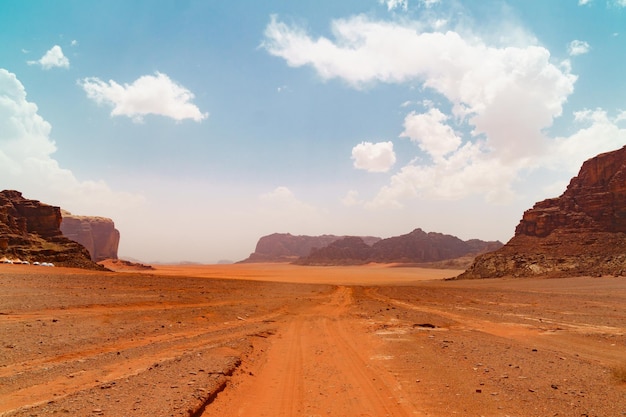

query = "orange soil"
[1,263,626,416]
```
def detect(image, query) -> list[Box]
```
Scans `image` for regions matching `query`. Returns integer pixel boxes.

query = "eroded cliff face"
[240,233,381,263]
[60,212,120,261]
[297,228,502,266]
[459,145,626,279]
[0,190,102,269]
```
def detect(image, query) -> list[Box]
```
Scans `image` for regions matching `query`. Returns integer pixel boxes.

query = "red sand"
[2,263,626,416]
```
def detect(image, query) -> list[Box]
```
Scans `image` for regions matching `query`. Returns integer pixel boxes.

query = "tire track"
[0,312,281,414]
[206,286,416,417]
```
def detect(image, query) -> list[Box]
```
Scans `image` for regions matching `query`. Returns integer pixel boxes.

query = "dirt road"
[208,286,416,417]
[2,264,626,416]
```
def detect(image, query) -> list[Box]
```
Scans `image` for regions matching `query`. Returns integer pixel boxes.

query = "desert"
[2,262,626,417]
[3,2,626,416]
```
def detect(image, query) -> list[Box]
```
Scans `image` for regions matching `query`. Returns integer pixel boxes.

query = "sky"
[1,0,625,263]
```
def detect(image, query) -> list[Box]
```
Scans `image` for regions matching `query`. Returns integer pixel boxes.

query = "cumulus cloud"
[379,0,408,11]
[568,40,590,56]
[578,0,592,4]
[258,186,325,231]
[351,141,396,172]
[263,15,598,207]
[341,190,363,206]
[27,45,69,69]
[0,68,143,215]
[401,108,461,161]
[547,109,626,172]
[260,186,314,209]
[79,72,208,123]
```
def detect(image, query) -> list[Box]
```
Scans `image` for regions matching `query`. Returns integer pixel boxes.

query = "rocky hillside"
[240,233,381,263]
[0,190,104,269]
[458,145,626,279]
[297,228,502,265]
[61,211,120,261]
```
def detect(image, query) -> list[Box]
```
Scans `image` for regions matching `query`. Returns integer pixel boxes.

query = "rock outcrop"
[297,228,502,265]
[296,236,374,265]
[60,211,120,261]
[458,145,626,279]
[240,233,381,263]
[0,190,103,269]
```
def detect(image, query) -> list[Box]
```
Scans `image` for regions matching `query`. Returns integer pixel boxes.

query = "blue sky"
[1,0,625,263]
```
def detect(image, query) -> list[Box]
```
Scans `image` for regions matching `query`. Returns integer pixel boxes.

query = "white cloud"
[380,0,408,11]
[27,45,69,70]
[258,186,325,232]
[579,0,592,4]
[400,108,462,161]
[260,186,314,209]
[341,190,363,206]
[79,72,208,123]
[263,15,581,206]
[351,141,396,172]
[71,40,78,47]
[420,0,441,7]
[616,0,626,7]
[568,40,590,56]
[366,141,520,208]
[378,0,409,11]
[547,109,626,172]
[0,68,143,217]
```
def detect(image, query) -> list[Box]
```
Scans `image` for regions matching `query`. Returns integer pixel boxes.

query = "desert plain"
[1,262,626,417]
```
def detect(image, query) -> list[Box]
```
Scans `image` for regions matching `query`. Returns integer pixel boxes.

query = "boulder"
[60,211,120,261]
[458,145,626,279]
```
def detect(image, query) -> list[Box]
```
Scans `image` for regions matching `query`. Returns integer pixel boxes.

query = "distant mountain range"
[240,229,502,265]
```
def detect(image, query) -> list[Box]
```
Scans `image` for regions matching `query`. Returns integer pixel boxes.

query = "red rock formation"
[60,211,120,261]
[296,236,374,265]
[459,145,626,278]
[0,190,103,269]
[240,233,381,263]
[297,228,502,265]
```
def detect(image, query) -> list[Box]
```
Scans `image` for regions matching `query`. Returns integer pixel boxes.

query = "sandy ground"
[1,263,626,416]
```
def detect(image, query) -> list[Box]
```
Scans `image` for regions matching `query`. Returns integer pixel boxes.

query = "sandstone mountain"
[0,190,104,270]
[297,228,502,265]
[240,233,381,263]
[60,211,120,261]
[458,145,626,279]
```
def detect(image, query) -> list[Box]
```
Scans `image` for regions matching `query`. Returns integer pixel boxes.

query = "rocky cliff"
[297,228,502,265]
[458,145,626,279]
[60,211,120,261]
[0,190,103,269]
[240,233,381,263]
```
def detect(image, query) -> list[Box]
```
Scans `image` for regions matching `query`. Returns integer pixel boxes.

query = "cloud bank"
[0,68,143,215]
[79,72,208,123]
[27,45,69,70]
[263,14,625,208]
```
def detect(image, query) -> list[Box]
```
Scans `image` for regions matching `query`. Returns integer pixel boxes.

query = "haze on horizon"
[1,0,625,263]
